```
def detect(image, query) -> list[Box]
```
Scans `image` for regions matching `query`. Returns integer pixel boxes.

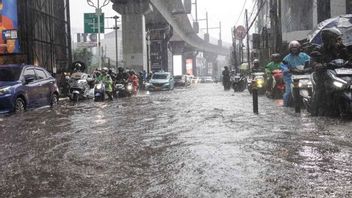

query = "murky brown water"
[1,84,352,197]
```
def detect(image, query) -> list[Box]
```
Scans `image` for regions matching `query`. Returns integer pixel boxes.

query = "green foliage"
[73,48,93,66]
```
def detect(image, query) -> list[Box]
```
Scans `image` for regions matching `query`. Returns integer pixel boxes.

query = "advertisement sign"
[0,0,20,54]
[173,55,182,76]
[77,33,97,48]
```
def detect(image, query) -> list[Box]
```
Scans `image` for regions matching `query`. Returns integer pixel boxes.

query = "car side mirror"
[24,76,35,84]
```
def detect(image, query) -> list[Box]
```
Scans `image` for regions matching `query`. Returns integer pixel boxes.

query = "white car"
[147,72,175,91]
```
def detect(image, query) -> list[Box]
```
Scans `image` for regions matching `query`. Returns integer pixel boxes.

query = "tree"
[73,48,93,67]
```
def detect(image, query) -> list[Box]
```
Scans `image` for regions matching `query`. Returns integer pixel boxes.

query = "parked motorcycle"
[248,72,266,95]
[266,69,285,99]
[305,59,352,117]
[231,74,247,92]
[94,81,106,102]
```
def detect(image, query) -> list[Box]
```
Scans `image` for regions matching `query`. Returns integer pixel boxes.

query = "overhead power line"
[235,0,248,25]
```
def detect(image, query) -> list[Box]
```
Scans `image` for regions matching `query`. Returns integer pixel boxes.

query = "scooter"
[248,72,266,95]
[266,69,285,99]
[115,81,134,97]
[290,65,313,108]
[94,81,106,102]
[231,74,247,92]
[307,59,352,117]
[67,73,93,102]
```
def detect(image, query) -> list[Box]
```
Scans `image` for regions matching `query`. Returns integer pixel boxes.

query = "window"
[35,69,47,80]
[0,67,22,81]
[23,68,36,80]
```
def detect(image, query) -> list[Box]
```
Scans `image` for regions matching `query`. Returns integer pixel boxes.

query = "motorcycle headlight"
[96,84,102,89]
[127,85,133,91]
[256,79,264,88]
[0,86,11,96]
[298,79,312,88]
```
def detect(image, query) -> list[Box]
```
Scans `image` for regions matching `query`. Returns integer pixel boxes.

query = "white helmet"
[288,40,301,50]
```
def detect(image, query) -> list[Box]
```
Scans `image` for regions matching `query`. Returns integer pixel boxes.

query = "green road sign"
[84,13,105,33]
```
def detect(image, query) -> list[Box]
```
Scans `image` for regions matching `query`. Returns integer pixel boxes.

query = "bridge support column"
[112,0,152,72]
[204,52,218,76]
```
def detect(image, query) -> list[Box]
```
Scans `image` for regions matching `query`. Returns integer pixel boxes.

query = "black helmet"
[118,67,124,72]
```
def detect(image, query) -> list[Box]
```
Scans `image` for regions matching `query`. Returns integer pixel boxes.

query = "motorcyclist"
[265,54,282,93]
[115,67,129,84]
[222,66,231,90]
[251,59,265,73]
[311,28,349,116]
[281,41,310,107]
[96,67,113,100]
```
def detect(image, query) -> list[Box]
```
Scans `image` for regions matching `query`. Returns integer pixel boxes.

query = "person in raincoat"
[265,53,282,93]
[96,67,113,100]
[281,41,310,107]
[311,28,349,115]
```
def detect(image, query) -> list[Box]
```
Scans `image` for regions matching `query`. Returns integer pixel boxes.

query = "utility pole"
[87,0,110,70]
[106,15,120,72]
[245,9,251,70]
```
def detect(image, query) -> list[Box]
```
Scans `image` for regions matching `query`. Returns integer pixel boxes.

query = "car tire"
[15,97,25,113]
[50,93,59,108]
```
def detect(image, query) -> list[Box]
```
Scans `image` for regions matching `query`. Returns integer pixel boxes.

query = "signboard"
[0,0,20,54]
[76,33,97,48]
[236,25,247,40]
[84,13,104,33]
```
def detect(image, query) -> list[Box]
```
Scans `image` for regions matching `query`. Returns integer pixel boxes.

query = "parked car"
[146,72,175,91]
[0,64,60,113]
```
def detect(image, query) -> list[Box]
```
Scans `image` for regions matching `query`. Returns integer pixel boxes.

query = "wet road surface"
[1,83,352,197]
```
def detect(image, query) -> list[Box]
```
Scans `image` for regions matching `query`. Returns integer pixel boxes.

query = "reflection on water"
[1,84,352,197]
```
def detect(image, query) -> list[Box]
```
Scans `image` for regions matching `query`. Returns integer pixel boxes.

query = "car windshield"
[174,76,182,80]
[152,74,168,79]
[0,67,22,81]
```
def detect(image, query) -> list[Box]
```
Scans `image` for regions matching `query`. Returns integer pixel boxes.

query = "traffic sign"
[84,13,105,33]
[236,25,247,40]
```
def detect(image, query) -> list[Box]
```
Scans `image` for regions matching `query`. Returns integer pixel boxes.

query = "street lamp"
[106,15,120,72]
[87,0,110,70]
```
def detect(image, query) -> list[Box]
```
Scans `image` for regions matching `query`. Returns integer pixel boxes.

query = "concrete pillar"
[112,0,152,72]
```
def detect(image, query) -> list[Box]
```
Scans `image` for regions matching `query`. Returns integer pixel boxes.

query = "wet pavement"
[1,83,352,197]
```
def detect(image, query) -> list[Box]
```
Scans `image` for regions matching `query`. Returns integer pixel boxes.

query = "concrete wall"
[331,0,346,16]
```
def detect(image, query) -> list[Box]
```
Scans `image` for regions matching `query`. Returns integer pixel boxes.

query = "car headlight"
[0,86,11,96]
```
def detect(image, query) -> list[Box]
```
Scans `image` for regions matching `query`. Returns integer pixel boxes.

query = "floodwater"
[1,83,352,197]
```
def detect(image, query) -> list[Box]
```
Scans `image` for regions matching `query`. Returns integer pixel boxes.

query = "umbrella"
[308,14,352,46]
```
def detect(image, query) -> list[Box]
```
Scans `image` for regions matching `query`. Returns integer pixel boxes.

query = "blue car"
[0,64,60,113]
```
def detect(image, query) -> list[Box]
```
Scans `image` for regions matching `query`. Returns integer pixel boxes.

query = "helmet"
[102,67,108,72]
[118,67,124,72]
[288,40,301,50]
[253,59,259,64]
[271,53,280,59]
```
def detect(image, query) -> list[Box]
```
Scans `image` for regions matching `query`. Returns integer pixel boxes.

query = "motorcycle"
[115,81,134,97]
[67,72,93,102]
[94,81,106,102]
[290,65,313,108]
[306,59,352,117]
[266,69,285,99]
[248,72,266,95]
[231,74,247,92]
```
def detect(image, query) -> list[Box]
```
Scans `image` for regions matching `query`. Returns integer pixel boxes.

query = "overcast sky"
[69,0,254,42]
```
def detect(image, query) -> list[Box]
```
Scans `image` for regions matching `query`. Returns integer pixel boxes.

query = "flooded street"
[1,83,352,197]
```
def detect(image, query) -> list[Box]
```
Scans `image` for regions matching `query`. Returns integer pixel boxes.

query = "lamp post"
[87,0,110,70]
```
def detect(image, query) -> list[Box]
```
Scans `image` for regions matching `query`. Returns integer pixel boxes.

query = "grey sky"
[69,0,254,42]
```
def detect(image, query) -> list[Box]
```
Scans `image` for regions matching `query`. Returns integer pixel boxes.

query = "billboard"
[173,55,182,76]
[0,0,20,54]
